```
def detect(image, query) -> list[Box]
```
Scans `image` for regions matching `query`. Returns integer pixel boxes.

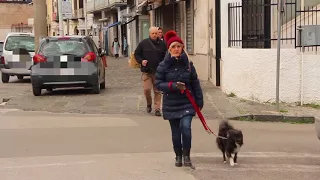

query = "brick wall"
[0,3,34,39]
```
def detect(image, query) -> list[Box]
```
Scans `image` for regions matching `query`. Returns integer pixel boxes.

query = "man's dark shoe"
[175,156,183,167]
[155,109,161,116]
[146,105,152,113]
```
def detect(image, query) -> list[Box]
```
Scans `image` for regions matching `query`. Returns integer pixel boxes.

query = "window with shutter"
[174,3,181,36]
[186,0,194,54]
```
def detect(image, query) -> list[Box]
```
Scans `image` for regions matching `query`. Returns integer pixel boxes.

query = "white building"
[147,0,320,104]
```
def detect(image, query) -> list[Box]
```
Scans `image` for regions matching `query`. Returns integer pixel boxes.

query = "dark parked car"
[31,36,106,96]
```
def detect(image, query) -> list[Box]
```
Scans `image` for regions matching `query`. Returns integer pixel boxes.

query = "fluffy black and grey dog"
[216,121,243,167]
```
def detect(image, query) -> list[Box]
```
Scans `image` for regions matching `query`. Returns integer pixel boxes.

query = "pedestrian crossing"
[0,152,319,180]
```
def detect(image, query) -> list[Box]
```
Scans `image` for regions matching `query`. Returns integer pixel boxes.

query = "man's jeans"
[169,116,193,150]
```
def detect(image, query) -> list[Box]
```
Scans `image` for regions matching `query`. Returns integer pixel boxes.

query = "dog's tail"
[218,120,234,132]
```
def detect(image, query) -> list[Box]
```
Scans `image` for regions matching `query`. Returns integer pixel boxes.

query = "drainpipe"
[207,0,211,82]
[117,7,122,56]
[126,5,131,55]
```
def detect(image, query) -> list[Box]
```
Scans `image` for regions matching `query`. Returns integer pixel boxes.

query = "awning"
[137,0,148,8]
[102,21,121,30]
[123,16,138,25]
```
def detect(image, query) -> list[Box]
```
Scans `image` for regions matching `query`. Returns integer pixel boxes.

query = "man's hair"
[149,26,159,33]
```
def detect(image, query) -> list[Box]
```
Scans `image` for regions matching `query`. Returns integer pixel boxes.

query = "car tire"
[17,75,23,80]
[100,81,105,90]
[32,87,42,96]
[92,84,100,94]
[1,73,9,83]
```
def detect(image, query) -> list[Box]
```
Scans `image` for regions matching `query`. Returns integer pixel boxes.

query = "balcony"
[86,0,127,13]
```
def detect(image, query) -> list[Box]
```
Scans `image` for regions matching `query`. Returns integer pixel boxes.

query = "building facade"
[0,1,34,40]
[221,0,320,104]
[148,0,218,84]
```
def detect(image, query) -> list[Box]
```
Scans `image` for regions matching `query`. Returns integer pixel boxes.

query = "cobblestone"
[0,57,235,120]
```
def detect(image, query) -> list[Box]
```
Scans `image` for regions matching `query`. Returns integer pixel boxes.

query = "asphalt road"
[0,109,319,180]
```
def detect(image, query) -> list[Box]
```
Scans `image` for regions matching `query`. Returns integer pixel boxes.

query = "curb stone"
[229,114,315,124]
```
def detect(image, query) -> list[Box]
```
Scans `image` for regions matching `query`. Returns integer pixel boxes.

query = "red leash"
[183,89,227,139]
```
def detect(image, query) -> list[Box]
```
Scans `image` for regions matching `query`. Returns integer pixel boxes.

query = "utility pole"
[58,0,64,36]
[276,0,283,111]
[84,0,87,35]
[33,0,48,51]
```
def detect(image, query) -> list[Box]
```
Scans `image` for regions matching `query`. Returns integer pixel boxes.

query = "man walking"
[134,27,167,116]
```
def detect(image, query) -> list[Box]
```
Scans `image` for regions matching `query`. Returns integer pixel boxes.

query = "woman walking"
[155,30,204,167]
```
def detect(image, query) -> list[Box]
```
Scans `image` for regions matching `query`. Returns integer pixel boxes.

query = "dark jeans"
[169,116,193,150]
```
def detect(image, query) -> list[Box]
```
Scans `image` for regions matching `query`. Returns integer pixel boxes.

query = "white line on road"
[195,164,320,173]
[0,160,97,170]
[194,152,320,158]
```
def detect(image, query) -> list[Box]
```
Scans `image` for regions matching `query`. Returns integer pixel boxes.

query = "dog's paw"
[223,161,226,164]
[229,158,235,167]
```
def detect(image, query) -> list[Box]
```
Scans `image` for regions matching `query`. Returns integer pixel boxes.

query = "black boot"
[174,148,183,167]
[183,149,192,167]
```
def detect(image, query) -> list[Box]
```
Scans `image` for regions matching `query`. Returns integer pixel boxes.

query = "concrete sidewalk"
[1,57,319,121]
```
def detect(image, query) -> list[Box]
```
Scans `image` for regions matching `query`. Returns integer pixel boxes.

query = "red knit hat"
[164,30,184,49]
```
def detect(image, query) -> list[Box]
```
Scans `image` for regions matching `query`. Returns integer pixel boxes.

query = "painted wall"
[190,0,210,81]
[220,0,320,103]
[0,2,34,40]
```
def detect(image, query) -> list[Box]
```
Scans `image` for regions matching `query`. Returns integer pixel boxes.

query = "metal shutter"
[186,0,193,54]
[174,3,180,36]
[129,19,137,54]
[155,8,162,27]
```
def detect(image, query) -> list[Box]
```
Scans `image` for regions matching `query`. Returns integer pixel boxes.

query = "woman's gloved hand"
[176,82,186,90]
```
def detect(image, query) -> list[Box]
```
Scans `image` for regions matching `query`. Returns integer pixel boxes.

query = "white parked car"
[0,33,35,83]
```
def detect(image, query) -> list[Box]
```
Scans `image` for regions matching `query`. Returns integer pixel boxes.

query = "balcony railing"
[86,0,127,13]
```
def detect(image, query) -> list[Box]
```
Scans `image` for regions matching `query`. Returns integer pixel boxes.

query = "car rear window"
[0,42,3,52]
[39,39,89,57]
[4,36,35,52]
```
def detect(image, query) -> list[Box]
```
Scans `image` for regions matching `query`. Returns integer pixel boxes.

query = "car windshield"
[39,39,89,57]
[4,36,35,52]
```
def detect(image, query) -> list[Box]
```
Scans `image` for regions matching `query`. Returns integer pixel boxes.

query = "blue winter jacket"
[155,52,204,120]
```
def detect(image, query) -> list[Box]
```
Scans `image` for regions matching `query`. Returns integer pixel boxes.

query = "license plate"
[59,68,75,75]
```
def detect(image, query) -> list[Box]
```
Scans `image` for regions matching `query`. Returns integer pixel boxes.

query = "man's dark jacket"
[134,38,167,74]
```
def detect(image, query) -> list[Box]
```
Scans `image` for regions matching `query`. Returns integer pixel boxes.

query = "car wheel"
[92,84,100,94]
[1,73,9,83]
[32,87,42,96]
[17,75,23,80]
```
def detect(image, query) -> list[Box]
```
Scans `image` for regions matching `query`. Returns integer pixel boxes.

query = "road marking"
[195,164,320,173]
[137,95,142,111]
[0,116,139,129]
[194,152,320,158]
[0,108,19,114]
[0,161,97,170]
